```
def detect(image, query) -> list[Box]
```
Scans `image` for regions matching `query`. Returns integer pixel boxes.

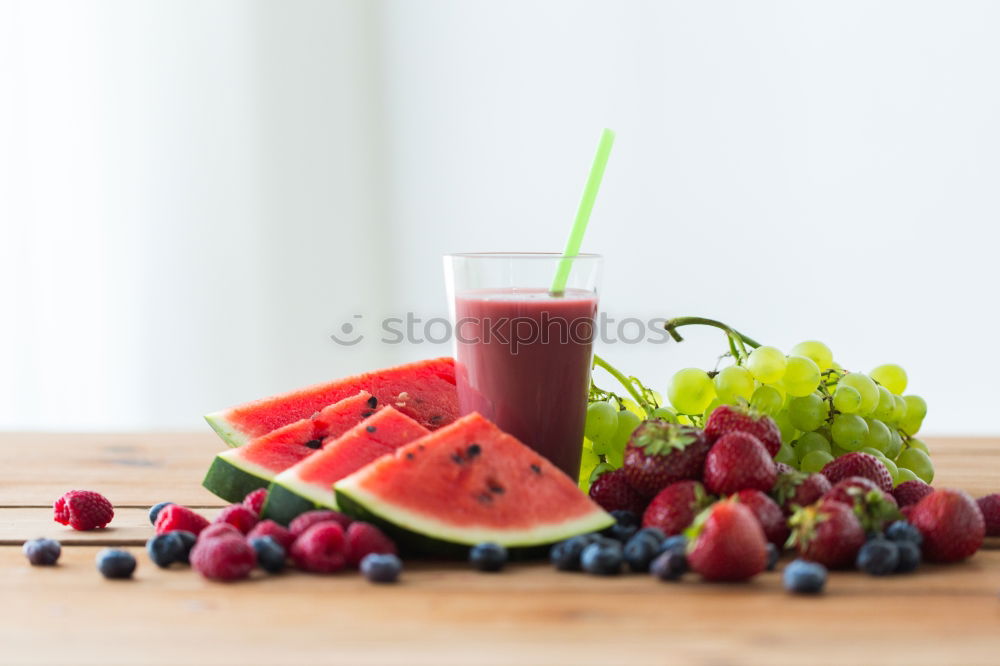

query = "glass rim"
[445,252,602,260]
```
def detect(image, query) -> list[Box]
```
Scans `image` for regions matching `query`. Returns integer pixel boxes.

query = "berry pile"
[580,317,934,493]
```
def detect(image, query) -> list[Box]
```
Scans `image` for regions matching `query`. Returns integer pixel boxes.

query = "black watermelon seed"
[466,444,482,458]
[367,396,378,409]
[304,439,323,450]
[477,493,493,504]
[451,453,464,464]
[530,464,542,474]
[488,481,505,494]
[361,410,374,418]
[405,452,415,460]
[366,426,376,433]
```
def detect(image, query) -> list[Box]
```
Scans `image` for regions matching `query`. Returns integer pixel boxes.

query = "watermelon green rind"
[202,449,275,503]
[334,478,615,553]
[204,412,247,448]
[262,481,332,526]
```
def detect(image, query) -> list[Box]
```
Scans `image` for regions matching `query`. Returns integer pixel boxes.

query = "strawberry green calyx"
[849,488,902,533]
[786,504,827,551]
[771,470,808,507]
[631,421,698,457]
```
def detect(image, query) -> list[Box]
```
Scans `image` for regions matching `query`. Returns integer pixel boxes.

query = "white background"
[1,0,998,434]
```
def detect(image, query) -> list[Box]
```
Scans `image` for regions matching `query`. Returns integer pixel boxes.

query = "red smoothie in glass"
[453,288,598,478]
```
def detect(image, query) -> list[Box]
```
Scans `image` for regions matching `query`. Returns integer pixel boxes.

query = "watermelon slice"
[334,413,614,554]
[262,407,430,525]
[205,357,458,447]
[202,391,378,503]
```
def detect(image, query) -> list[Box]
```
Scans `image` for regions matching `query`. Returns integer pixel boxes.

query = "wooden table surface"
[2,432,999,666]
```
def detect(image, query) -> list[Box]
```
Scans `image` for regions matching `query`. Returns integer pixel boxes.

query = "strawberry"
[771,470,831,515]
[622,421,711,497]
[893,479,933,507]
[733,489,789,547]
[704,404,781,457]
[703,432,777,495]
[642,480,713,536]
[788,498,865,569]
[977,494,1000,537]
[775,462,796,476]
[822,477,899,532]
[820,453,892,492]
[909,489,985,563]
[687,500,768,581]
[589,469,647,515]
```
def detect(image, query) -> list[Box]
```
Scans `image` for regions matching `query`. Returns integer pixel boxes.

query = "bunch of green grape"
[665,339,933,486]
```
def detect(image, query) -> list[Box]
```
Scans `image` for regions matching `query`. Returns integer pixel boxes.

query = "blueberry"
[469,542,508,572]
[633,527,666,546]
[146,533,185,568]
[894,540,921,574]
[885,520,923,546]
[783,559,827,594]
[173,531,197,564]
[765,543,780,571]
[580,541,623,576]
[624,533,661,573]
[96,549,136,579]
[658,534,687,556]
[148,501,174,526]
[361,553,403,583]
[856,539,900,576]
[550,535,593,571]
[23,538,61,566]
[649,550,687,581]
[249,536,286,573]
[609,510,640,527]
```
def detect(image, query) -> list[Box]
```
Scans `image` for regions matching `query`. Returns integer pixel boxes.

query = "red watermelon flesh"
[202,391,379,503]
[205,357,458,447]
[334,413,614,549]
[262,407,430,523]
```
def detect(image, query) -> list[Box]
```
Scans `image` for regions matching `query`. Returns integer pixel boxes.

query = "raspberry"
[53,490,114,531]
[893,479,933,507]
[290,522,347,573]
[977,494,1000,537]
[191,535,256,581]
[199,523,242,542]
[289,510,352,538]
[214,504,259,534]
[155,504,210,536]
[243,488,268,515]
[345,522,397,567]
[246,520,295,550]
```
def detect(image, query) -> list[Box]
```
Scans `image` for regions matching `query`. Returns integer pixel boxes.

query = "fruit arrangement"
[581,317,933,492]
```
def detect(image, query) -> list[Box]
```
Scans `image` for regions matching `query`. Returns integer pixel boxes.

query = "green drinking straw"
[550,128,616,296]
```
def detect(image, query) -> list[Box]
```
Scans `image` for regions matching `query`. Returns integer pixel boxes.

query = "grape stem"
[662,317,762,361]
[592,354,651,410]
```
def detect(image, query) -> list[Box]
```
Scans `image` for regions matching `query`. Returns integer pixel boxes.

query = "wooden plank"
[0,432,226,507]
[0,508,222,546]
[1,545,999,666]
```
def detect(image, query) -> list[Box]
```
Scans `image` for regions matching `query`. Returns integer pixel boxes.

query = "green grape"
[832,385,862,414]
[831,413,869,451]
[907,438,929,454]
[884,428,903,459]
[899,395,927,435]
[794,431,832,460]
[667,368,717,415]
[775,443,797,466]
[864,418,892,453]
[889,394,907,424]
[839,373,879,416]
[585,401,619,454]
[870,363,908,395]
[860,447,884,457]
[703,398,722,420]
[714,365,755,404]
[790,340,833,372]
[872,386,896,422]
[830,441,852,458]
[649,406,678,423]
[605,447,624,468]
[772,410,799,444]
[578,443,599,489]
[800,450,834,474]
[750,384,783,415]
[897,448,934,483]
[611,409,641,453]
[880,457,900,485]
[787,394,830,432]
[895,467,920,483]
[746,346,787,384]
[784,355,822,397]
